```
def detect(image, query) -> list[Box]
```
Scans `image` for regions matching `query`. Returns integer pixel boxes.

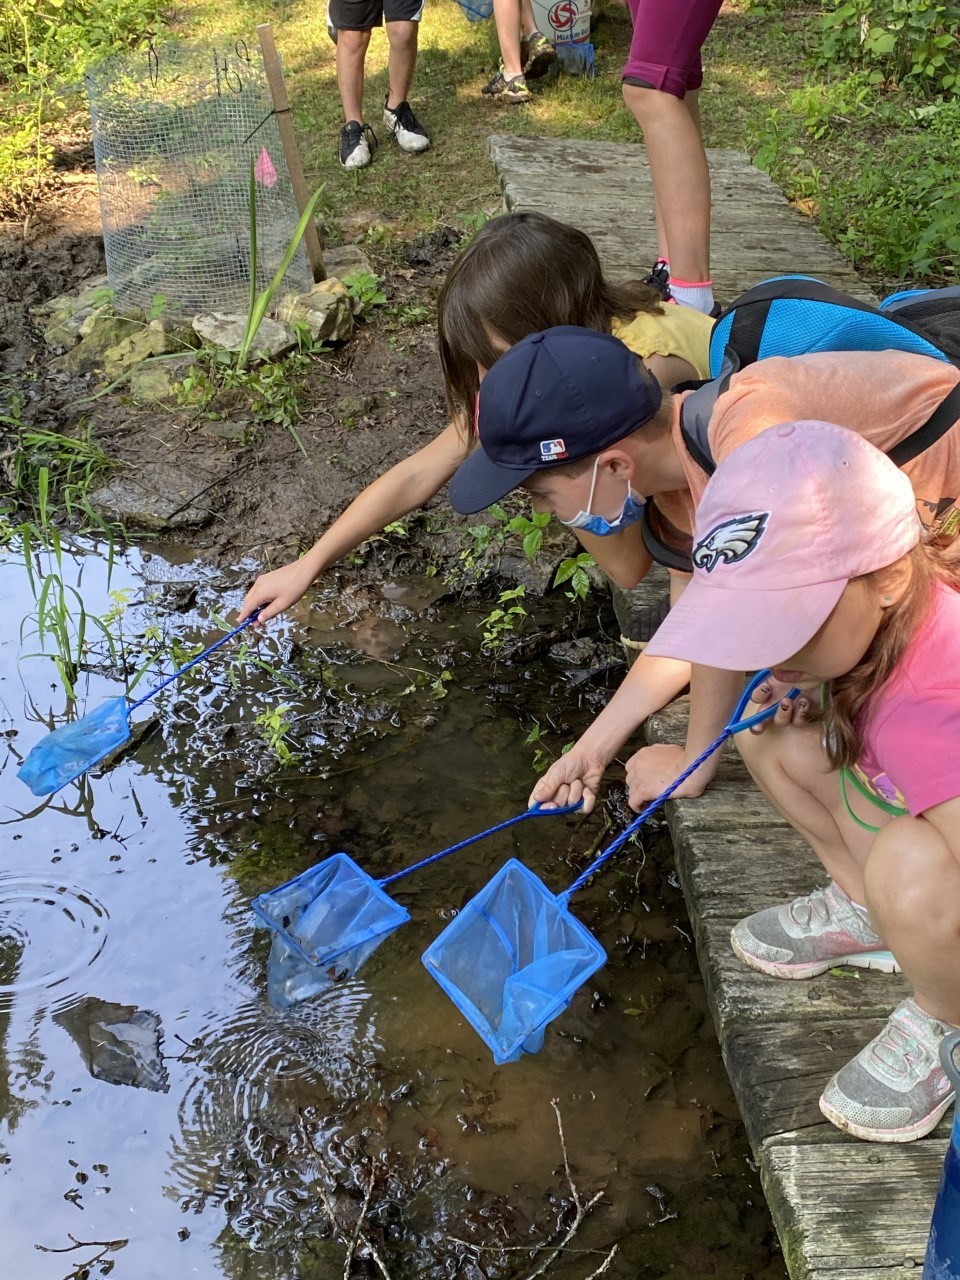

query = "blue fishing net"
[18,697,131,796]
[452,0,493,20]
[252,853,410,1006]
[555,42,594,77]
[422,858,606,1064]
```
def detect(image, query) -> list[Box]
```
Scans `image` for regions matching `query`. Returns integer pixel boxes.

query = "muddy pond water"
[0,537,785,1279]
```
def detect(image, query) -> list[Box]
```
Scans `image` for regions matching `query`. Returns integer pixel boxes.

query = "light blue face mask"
[558,457,646,537]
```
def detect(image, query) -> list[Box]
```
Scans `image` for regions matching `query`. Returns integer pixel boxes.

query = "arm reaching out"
[529,649,692,812]
[624,664,745,808]
[239,421,466,623]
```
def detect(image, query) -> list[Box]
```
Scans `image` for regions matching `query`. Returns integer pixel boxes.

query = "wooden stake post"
[256,23,326,282]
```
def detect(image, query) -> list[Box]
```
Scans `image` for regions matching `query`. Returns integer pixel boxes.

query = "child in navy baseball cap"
[448,326,665,533]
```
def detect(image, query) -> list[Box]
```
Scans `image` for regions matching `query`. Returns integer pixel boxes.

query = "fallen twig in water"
[311,1148,392,1280]
[579,1244,620,1279]
[343,1161,378,1280]
[518,1099,608,1280]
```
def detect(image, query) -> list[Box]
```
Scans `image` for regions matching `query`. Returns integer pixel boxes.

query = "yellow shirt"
[613,306,713,379]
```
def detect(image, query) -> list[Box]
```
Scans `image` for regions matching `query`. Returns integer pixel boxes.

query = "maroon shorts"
[622,0,723,98]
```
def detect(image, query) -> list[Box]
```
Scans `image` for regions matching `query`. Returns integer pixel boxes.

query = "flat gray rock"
[89,461,230,530]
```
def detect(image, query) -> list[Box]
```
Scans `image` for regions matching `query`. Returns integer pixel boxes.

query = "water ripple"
[0,875,108,1012]
[168,986,379,1199]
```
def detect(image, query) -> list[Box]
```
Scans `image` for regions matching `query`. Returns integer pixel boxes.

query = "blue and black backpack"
[642,275,960,570]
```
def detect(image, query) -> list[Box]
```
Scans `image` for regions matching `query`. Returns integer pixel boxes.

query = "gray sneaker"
[731,881,900,979]
[820,998,956,1142]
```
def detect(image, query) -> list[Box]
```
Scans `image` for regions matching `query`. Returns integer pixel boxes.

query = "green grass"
[2,0,958,286]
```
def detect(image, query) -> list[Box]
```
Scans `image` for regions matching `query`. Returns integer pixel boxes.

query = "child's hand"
[745,678,812,736]
[238,560,318,624]
[624,742,716,809]
[528,748,608,815]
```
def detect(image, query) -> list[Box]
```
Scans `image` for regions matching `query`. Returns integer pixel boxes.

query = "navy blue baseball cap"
[448,326,662,514]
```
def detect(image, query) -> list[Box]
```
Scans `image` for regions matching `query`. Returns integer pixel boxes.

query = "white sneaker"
[339,121,377,170]
[820,998,956,1142]
[382,98,430,154]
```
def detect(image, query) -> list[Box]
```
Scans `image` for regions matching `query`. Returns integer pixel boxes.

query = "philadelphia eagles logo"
[692,512,769,572]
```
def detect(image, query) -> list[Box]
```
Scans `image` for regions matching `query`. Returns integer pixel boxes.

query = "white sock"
[669,277,714,315]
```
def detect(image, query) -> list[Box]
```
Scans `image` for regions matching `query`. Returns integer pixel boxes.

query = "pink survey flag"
[254,147,277,187]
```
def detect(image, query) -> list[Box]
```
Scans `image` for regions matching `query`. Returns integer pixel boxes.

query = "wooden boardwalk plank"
[762,1142,945,1278]
[488,135,877,303]
[489,132,939,1279]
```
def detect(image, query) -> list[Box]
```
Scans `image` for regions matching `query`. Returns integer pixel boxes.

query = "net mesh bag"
[253,854,410,1006]
[422,858,606,1064]
[85,39,313,313]
[18,697,131,796]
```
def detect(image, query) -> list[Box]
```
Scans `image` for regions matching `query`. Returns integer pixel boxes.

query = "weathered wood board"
[488,135,878,304]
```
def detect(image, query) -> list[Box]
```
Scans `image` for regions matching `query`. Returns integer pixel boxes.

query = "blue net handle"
[559,670,797,903]
[379,800,583,888]
[128,609,260,712]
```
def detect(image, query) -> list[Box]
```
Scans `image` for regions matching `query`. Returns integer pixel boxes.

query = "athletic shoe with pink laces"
[820,998,956,1142]
[731,881,900,979]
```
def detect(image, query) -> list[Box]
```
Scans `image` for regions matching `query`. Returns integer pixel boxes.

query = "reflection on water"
[0,876,108,1010]
[0,540,785,1279]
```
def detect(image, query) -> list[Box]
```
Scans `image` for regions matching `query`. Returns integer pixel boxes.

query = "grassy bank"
[2,0,958,288]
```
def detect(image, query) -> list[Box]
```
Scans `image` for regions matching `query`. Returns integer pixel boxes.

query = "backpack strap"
[678,349,741,477]
[719,278,878,366]
[639,503,694,573]
[887,381,960,467]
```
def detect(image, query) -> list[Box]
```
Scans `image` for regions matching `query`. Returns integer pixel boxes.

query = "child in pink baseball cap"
[646,419,960,1143]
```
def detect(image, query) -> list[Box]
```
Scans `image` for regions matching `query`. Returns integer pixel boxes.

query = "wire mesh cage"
[85,39,314,313]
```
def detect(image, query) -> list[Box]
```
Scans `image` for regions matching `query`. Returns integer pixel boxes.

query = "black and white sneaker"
[382,98,430,154]
[339,120,377,170]
[642,258,672,301]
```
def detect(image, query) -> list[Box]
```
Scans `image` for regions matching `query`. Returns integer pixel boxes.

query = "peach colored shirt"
[656,351,960,556]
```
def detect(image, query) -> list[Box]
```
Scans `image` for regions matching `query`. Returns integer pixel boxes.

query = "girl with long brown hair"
[240,211,712,625]
[642,420,960,1143]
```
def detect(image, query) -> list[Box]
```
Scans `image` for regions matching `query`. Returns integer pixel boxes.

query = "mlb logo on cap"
[540,438,567,461]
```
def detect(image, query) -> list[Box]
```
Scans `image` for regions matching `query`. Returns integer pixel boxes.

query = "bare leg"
[337,27,373,123]
[623,82,710,283]
[492,0,524,77]
[385,20,418,108]
[866,817,960,1024]
[520,0,539,38]
[736,721,885,906]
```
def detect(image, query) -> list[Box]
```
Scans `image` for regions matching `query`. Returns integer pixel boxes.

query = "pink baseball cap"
[645,421,922,670]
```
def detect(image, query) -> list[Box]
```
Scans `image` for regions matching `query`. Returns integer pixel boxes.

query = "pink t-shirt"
[855,579,960,816]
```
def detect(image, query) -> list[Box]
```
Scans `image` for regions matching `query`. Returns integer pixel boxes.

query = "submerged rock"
[89,461,225,530]
[55,998,169,1092]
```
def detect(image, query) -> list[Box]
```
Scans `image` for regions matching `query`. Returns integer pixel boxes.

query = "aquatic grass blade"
[236,164,325,370]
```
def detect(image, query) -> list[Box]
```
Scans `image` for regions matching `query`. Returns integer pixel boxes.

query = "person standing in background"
[328,0,431,169]
[621,0,724,315]
[482,0,557,102]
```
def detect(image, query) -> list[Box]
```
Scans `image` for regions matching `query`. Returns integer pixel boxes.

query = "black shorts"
[329,0,424,29]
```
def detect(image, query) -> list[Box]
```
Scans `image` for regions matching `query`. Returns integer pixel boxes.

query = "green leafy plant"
[459,210,491,238]
[342,270,387,311]
[504,510,551,563]
[816,0,960,96]
[255,704,302,766]
[553,552,595,603]
[386,302,430,327]
[478,585,527,653]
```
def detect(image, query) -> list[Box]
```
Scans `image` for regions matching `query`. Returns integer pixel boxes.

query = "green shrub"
[816,0,960,96]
